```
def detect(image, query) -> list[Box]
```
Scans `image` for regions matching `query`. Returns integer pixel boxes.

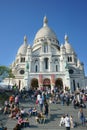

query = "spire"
[64,34,68,43]
[24,35,27,44]
[43,16,48,27]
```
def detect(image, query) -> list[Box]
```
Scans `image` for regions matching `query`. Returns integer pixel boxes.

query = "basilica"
[10,16,87,92]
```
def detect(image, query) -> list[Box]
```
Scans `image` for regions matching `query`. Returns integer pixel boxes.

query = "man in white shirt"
[37,93,41,101]
[64,114,70,130]
[59,115,65,126]
[39,95,43,112]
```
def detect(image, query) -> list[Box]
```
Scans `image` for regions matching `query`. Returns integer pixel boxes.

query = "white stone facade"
[10,16,87,92]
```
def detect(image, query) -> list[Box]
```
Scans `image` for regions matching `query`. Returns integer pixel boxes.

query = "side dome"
[64,35,74,53]
[34,16,58,45]
[17,36,28,55]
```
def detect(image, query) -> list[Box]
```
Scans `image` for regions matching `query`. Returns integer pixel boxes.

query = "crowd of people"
[0,86,87,130]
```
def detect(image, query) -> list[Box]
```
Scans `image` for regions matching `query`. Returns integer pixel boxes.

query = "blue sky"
[0,0,87,75]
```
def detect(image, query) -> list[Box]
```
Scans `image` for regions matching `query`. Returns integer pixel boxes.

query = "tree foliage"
[0,65,15,79]
[0,66,8,75]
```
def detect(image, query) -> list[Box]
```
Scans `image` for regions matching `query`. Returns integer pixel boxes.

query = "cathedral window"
[21,57,25,62]
[35,65,38,72]
[69,69,74,74]
[44,43,48,53]
[56,65,58,72]
[73,80,76,91]
[70,57,72,62]
[67,56,72,62]
[19,69,25,74]
[45,58,48,69]
[68,57,69,62]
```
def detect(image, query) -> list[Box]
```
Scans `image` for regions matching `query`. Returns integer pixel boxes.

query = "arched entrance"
[31,78,39,90]
[55,78,63,90]
[43,78,51,89]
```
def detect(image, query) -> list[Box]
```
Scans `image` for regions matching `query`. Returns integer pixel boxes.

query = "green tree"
[0,66,15,81]
[7,68,15,78]
[0,66,8,75]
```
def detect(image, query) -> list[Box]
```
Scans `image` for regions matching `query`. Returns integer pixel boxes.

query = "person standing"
[64,114,70,130]
[39,95,44,112]
[66,94,70,106]
[70,115,74,128]
[44,101,49,118]
[78,108,85,126]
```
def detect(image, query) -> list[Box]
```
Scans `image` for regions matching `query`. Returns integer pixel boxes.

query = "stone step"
[1,101,87,130]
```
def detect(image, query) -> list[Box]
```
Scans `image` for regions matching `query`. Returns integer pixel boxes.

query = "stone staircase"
[1,100,87,130]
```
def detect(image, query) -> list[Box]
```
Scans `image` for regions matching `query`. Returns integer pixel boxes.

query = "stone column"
[65,69,71,91]
[40,59,43,72]
[24,70,29,90]
[51,74,55,91]
[60,56,63,71]
[39,74,43,89]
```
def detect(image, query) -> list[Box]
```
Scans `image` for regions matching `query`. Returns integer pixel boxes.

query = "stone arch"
[55,78,63,90]
[30,78,39,90]
[43,78,51,88]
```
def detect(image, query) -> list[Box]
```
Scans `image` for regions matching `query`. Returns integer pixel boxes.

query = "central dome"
[34,16,58,43]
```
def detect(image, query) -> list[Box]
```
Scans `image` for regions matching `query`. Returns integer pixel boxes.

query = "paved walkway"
[0,99,87,130]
